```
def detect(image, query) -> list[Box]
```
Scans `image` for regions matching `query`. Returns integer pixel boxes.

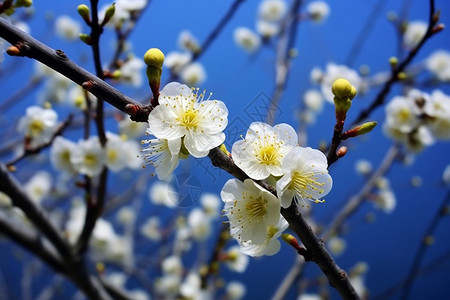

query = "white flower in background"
[50,136,77,173]
[224,245,249,273]
[99,0,147,28]
[164,51,191,74]
[200,193,221,219]
[116,206,136,226]
[105,132,129,172]
[306,1,330,23]
[104,272,127,288]
[70,136,106,177]
[221,179,280,244]
[154,274,181,297]
[424,90,450,140]
[232,122,297,180]
[310,67,323,83]
[327,236,347,256]
[426,50,450,81]
[178,30,200,53]
[355,159,373,176]
[233,27,261,53]
[24,171,52,204]
[258,0,287,22]
[403,21,427,48]
[0,192,12,208]
[179,272,201,299]
[303,89,324,112]
[349,262,369,298]
[148,82,228,158]
[67,86,88,111]
[141,134,180,180]
[187,208,211,240]
[119,56,145,87]
[256,20,280,38]
[383,95,419,136]
[140,216,162,241]
[276,146,332,208]
[161,255,183,276]
[55,15,81,41]
[122,139,143,169]
[17,106,58,147]
[127,290,149,300]
[443,164,450,185]
[240,215,289,257]
[298,294,322,300]
[374,188,396,213]
[180,62,207,86]
[226,281,247,300]
[148,181,178,207]
[117,0,147,11]
[320,63,362,103]
[118,117,147,139]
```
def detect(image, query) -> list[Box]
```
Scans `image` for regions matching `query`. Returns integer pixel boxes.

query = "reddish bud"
[82,80,95,91]
[6,45,21,56]
[336,146,348,158]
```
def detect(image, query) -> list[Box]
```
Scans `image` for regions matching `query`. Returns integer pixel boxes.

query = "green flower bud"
[77,4,90,24]
[14,0,32,7]
[144,48,165,69]
[79,33,92,45]
[332,78,356,100]
[101,3,115,26]
[111,70,121,80]
[342,121,377,139]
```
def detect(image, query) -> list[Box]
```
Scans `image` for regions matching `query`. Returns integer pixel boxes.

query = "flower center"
[29,119,45,136]
[245,196,267,219]
[397,108,411,123]
[84,153,97,166]
[290,171,325,198]
[257,144,279,165]
[179,109,199,130]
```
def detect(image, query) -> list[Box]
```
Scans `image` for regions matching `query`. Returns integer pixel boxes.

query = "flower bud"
[77,4,91,25]
[219,144,231,157]
[79,33,92,45]
[144,48,165,69]
[332,78,356,100]
[282,233,300,249]
[101,3,115,26]
[342,121,377,139]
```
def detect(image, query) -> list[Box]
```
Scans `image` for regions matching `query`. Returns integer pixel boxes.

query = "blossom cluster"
[383,88,450,152]
[222,122,332,256]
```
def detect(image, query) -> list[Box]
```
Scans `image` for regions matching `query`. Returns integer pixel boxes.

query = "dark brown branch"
[0,17,151,122]
[351,0,440,126]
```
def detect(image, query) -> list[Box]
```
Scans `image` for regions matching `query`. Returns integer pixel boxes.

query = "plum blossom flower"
[426,50,450,81]
[306,1,330,23]
[24,171,52,204]
[221,179,280,245]
[232,122,297,180]
[50,136,77,173]
[240,216,289,257]
[276,147,332,208]
[148,82,228,158]
[403,21,427,48]
[424,90,450,140]
[226,281,247,300]
[54,15,81,41]
[180,62,206,86]
[258,0,287,22]
[70,136,106,177]
[234,27,261,53]
[224,245,250,273]
[17,106,58,147]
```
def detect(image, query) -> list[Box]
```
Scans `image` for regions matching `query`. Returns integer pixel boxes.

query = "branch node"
[55,49,68,60]
[82,80,96,91]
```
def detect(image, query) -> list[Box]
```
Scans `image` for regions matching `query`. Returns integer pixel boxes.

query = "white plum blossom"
[177,30,200,53]
[161,255,183,276]
[148,181,178,207]
[327,236,347,256]
[119,56,145,87]
[99,0,147,28]
[276,147,332,208]
[306,1,330,23]
[54,15,81,41]
[234,27,261,53]
[226,281,247,300]
[383,94,420,138]
[240,216,289,257]
[105,132,129,172]
[424,90,450,140]
[141,130,180,180]
[116,206,136,226]
[374,188,396,214]
[17,106,58,147]
[298,294,322,300]
[164,51,191,74]
[148,82,228,158]
[118,117,147,139]
[221,179,280,245]
[442,164,450,185]
[179,272,201,299]
[70,136,106,177]
[319,63,362,103]
[258,0,287,22]
[24,171,52,204]
[224,245,250,273]
[140,216,162,241]
[180,62,207,86]
[187,208,211,240]
[232,122,297,180]
[199,193,221,219]
[355,159,373,176]
[303,89,324,112]
[403,21,427,48]
[426,50,450,81]
[256,20,280,38]
[50,136,77,173]
[154,274,181,297]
